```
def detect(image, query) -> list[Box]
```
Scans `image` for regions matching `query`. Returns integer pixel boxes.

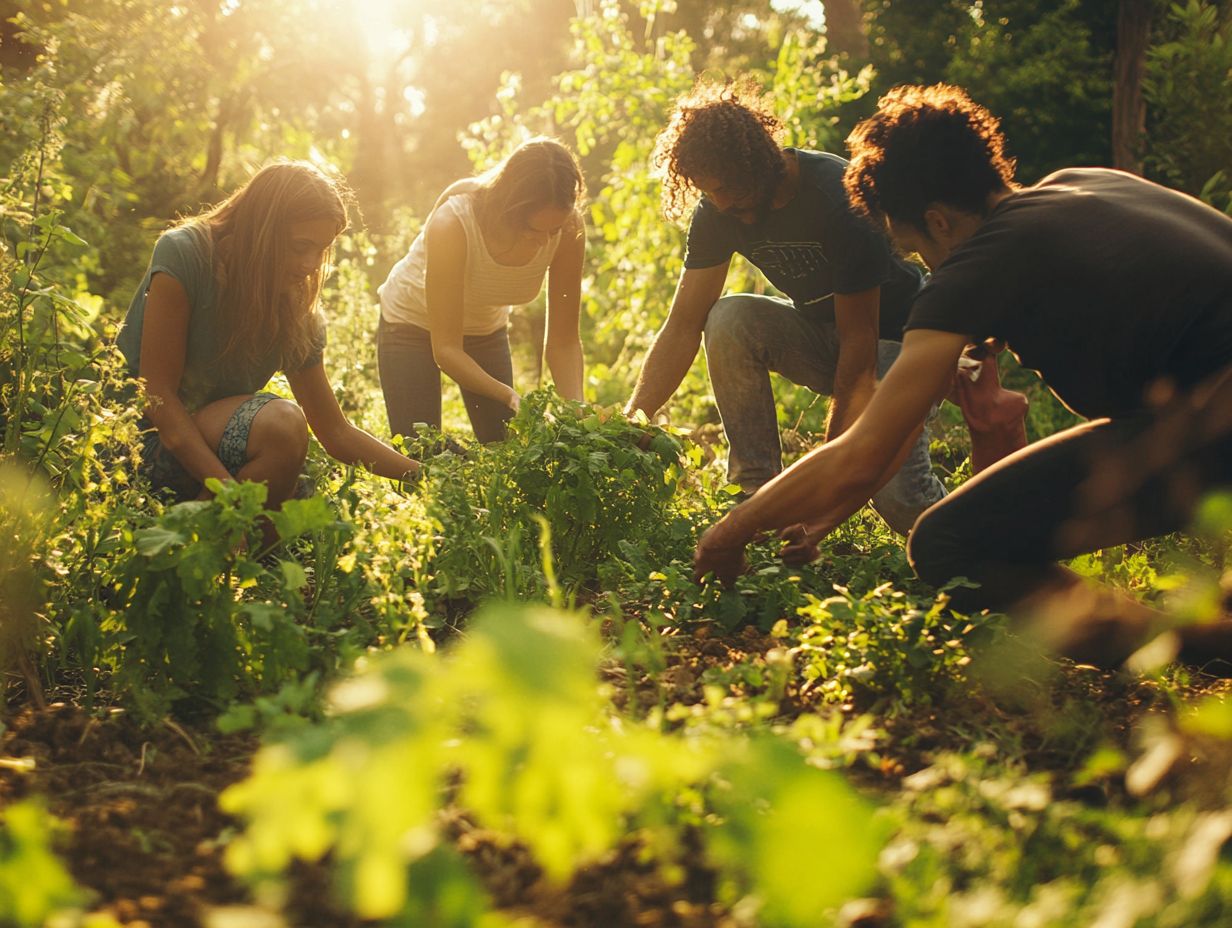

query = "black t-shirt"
[906,168,1232,419]
[683,149,924,340]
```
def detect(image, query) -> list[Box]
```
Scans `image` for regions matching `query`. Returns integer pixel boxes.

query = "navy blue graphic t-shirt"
[683,149,923,339]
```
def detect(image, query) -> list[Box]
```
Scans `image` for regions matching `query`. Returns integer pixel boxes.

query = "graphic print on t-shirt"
[748,241,830,281]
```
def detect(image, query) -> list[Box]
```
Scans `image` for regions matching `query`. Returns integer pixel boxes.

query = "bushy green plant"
[793,584,994,710]
[1144,0,1232,212]
[2,75,152,712]
[416,389,691,602]
[1,80,135,484]
[103,481,312,719]
[884,749,1232,925]
[90,474,441,722]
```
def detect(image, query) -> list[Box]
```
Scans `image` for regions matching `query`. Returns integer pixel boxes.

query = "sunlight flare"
[343,0,416,60]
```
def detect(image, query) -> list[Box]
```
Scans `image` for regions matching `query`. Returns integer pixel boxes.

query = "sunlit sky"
[771,0,826,30]
[333,0,825,128]
[346,0,425,59]
[342,0,828,51]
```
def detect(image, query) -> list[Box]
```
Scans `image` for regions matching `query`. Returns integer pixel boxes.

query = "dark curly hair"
[844,84,1017,233]
[653,78,785,222]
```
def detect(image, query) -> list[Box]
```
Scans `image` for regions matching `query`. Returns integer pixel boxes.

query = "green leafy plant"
[884,749,1232,926]
[222,602,885,926]
[1144,0,1232,211]
[416,389,691,604]
[793,583,996,710]
[0,799,85,927]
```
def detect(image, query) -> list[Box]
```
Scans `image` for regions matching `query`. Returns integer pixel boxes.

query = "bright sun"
[345,0,418,61]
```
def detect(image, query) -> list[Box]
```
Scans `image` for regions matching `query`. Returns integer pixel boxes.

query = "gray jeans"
[377,317,514,444]
[702,293,947,535]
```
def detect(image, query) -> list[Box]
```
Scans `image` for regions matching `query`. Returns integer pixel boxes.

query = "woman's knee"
[249,399,309,464]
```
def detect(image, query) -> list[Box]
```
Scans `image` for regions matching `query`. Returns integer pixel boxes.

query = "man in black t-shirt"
[625,80,947,534]
[693,83,1232,669]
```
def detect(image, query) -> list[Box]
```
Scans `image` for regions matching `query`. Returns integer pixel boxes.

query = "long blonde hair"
[472,137,585,233]
[182,161,348,372]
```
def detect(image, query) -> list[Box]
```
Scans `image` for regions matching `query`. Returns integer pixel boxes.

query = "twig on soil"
[163,718,201,755]
[61,780,219,800]
[77,716,100,745]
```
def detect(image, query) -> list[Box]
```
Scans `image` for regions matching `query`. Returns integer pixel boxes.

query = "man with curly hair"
[624,80,947,535]
[694,83,1232,668]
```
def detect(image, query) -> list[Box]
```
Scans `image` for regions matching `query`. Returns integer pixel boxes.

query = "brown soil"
[0,703,260,927]
[4,628,1223,927]
[0,623,784,928]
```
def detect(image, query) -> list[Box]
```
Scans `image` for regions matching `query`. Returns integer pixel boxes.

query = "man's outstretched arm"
[694,328,969,582]
[626,262,729,418]
[825,287,881,441]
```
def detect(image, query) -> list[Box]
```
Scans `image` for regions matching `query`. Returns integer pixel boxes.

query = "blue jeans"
[377,317,514,444]
[702,293,947,535]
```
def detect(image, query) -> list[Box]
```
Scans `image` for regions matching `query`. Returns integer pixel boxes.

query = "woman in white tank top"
[377,138,587,444]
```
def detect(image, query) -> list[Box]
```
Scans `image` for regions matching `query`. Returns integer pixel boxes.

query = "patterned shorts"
[141,392,280,501]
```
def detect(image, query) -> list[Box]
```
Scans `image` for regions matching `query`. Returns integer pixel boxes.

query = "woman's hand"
[289,361,424,481]
[506,388,522,415]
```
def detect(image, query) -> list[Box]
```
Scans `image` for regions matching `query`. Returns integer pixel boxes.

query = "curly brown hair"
[844,84,1017,232]
[653,78,785,223]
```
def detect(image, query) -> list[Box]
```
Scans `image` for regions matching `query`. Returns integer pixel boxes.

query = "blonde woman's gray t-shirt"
[117,225,323,411]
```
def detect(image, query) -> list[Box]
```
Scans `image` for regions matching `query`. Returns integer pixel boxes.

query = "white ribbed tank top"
[377,192,561,336]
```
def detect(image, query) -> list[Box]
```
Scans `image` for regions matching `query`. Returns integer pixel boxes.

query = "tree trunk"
[823,0,868,58]
[350,72,390,233]
[1112,0,1153,173]
[199,93,244,201]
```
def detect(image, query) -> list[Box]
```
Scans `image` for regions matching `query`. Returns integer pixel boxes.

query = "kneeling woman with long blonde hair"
[118,161,419,506]
[377,137,587,443]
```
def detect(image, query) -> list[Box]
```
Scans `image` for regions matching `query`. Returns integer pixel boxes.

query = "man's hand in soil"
[693,516,752,584]
[778,522,821,566]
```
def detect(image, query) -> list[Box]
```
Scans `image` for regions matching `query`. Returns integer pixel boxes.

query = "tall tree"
[823,0,868,58]
[1112,0,1155,172]
[854,1,1117,180]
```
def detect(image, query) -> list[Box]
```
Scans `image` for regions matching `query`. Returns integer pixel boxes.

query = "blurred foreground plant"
[0,799,84,927]
[222,602,886,927]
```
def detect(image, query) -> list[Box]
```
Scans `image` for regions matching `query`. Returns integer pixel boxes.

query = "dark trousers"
[377,317,514,444]
[908,368,1232,612]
